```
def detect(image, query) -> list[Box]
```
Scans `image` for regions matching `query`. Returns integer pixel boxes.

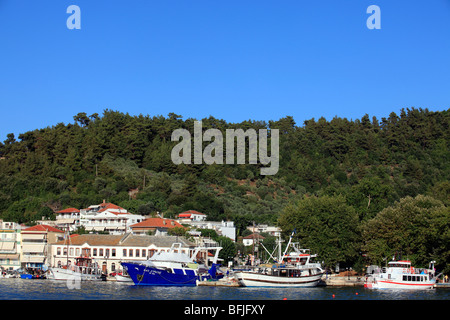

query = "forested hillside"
[0,108,448,270]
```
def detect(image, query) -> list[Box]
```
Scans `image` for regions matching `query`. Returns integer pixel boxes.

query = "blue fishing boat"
[121,243,223,286]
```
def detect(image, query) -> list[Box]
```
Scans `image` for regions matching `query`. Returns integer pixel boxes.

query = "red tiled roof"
[98,203,126,213]
[22,224,65,233]
[179,210,206,216]
[56,208,80,214]
[130,218,184,229]
[243,233,265,240]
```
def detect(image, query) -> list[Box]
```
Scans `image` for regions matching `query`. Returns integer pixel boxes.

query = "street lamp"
[104,254,109,277]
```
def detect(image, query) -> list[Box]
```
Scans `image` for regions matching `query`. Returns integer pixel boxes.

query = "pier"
[320,275,364,287]
[198,278,242,287]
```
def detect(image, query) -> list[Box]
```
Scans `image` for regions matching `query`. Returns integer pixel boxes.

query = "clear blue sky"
[0,0,449,140]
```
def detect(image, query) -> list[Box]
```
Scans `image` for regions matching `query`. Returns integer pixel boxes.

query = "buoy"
[355,292,358,295]
[283,298,287,300]
[332,294,335,299]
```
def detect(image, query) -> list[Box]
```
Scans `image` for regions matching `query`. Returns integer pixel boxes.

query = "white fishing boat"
[234,231,324,287]
[47,229,104,281]
[364,260,436,290]
[47,256,103,281]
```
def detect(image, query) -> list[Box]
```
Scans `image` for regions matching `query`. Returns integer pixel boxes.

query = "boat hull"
[234,271,323,287]
[47,267,102,281]
[364,279,435,290]
[121,262,199,286]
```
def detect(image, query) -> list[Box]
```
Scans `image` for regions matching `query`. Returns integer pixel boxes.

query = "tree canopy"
[361,195,449,273]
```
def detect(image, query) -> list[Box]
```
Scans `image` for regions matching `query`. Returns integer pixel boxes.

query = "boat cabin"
[380,260,433,281]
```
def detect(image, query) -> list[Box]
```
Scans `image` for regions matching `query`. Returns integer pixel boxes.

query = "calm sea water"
[0,278,448,300]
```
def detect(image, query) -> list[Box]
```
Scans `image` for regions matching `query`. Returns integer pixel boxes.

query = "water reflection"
[0,279,447,300]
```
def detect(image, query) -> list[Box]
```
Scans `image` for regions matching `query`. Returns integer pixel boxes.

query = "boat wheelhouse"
[364,260,435,290]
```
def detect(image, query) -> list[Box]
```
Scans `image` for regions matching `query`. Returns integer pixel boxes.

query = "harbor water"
[0,278,448,300]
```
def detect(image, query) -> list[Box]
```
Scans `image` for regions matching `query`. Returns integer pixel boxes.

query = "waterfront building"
[20,225,64,271]
[0,220,23,271]
[50,233,196,275]
[129,218,184,236]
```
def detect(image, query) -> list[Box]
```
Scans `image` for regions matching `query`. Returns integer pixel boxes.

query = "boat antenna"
[280,229,296,264]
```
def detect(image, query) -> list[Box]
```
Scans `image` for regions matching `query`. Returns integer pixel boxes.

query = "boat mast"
[280,230,295,264]
[64,225,70,266]
[278,234,282,263]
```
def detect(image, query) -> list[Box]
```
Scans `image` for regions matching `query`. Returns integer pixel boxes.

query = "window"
[82,248,90,257]
[57,247,61,255]
[69,248,74,256]
[111,263,116,272]
[123,249,127,257]
[93,248,97,256]
[106,249,110,257]
[142,250,146,257]
[100,248,104,256]
[63,248,67,255]
[112,249,116,257]
[129,249,133,257]
[136,249,140,257]
[76,248,80,256]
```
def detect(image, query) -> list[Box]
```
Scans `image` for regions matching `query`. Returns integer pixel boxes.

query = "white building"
[183,220,236,242]
[79,202,145,235]
[178,210,207,222]
[54,208,80,231]
[246,224,281,237]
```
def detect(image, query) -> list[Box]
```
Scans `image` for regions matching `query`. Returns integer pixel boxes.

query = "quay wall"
[320,275,364,286]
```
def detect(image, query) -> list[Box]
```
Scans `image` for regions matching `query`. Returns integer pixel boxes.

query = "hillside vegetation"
[0,108,448,271]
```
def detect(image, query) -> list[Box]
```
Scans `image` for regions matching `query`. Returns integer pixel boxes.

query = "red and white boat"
[364,260,436,290]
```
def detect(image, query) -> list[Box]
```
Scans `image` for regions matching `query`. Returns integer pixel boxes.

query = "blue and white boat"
[121,243,223,286]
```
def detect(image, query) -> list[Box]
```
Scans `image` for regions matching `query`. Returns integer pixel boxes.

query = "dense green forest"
[0,108,448,272]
